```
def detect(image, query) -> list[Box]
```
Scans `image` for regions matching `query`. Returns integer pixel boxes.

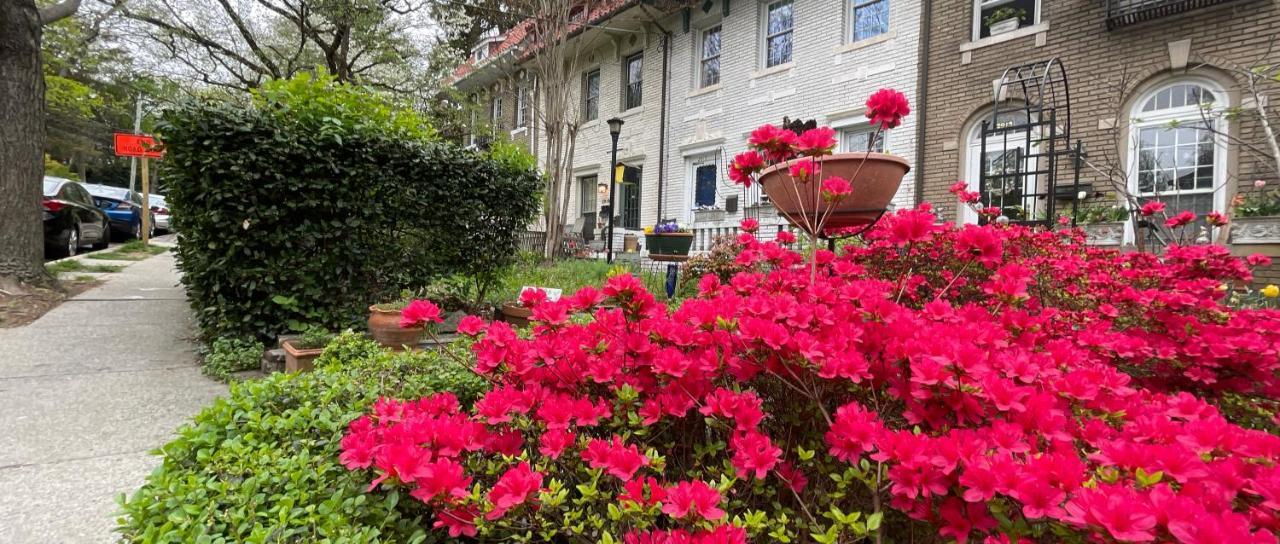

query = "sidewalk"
[0,249,226,543]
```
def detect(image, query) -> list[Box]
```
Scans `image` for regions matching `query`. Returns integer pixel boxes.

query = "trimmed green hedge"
[117,332,487,543]
[160,75,541,341]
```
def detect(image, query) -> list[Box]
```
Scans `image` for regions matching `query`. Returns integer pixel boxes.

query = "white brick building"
[452,0,921,253]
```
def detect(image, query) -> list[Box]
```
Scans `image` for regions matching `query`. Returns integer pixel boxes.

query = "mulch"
[0,280,103,328]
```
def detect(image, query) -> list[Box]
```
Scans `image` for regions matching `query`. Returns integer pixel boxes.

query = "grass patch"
[86,241,169,261]
[46,260,125,274]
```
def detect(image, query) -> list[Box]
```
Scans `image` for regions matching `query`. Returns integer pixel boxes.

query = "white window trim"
[761,0,795,69]
[1124,78,1230,245]
[582,69,601,122]
[839,123,889,154]
[848,0,890,44]
[622,52,644,112]
[699,25,723,89]
[515,82,528,128]
[686,153,721,223]
[971,0,1041,42]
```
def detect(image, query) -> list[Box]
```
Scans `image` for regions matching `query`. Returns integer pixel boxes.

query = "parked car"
[43,176,111,258]
[83,183,155,239]
[149,194,170,232]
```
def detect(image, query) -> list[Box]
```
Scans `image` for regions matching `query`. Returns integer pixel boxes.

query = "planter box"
[282,340,324,373]
[1081,221,1125,246]
[989,18,1020,35]
[1230,216,1280,244]
[693,209,726,223]
[645,233,694,256]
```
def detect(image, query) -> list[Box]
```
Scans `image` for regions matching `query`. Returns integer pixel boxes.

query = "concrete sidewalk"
[0,251,226,543]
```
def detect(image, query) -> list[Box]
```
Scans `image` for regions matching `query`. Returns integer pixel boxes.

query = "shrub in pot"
[281,325,334,372]
[367,298,424,349]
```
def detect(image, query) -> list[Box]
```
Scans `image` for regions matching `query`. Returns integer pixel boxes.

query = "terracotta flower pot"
[281,339,324,373]
[367,305,424,349]
[758,152,910,235]
[500,302,533,328]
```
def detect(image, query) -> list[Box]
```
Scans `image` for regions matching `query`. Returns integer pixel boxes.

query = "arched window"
[1128,80,1226,240]
[962,108,1033,224]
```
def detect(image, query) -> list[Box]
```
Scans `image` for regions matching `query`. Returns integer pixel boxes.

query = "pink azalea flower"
[662,481,725,521]
[865,88,910,130]
[796,127,837,156]
[740,217,759,233]
[456,315,487,336]
[821,176,852,200]
[1165,210,1196,228]
[399,299,443,328]
[582,435,650,480]
[1140,201,1166,216]
[485,462,543,520]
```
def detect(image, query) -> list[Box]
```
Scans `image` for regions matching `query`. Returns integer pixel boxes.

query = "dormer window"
[473,45,489,63]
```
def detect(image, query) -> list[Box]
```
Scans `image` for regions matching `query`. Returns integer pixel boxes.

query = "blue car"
[82,183,155,240]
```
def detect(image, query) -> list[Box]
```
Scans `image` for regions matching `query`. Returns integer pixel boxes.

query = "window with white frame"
[1129,81,1225,238]
[579,175,598,216]
[583,70,600,121]
[840,126,887,153]
[692,161,717,209]
[489,86,503,125]
[973,0,1038,40]
[851,0,890,42]
[764,1,794,68]
[700,25,722,88]
[623,53,644,110]
[515,75,530,128]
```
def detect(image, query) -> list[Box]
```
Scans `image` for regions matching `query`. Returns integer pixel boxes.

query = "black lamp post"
[606,117,624,263]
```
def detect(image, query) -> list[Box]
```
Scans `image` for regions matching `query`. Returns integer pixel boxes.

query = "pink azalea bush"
[340,202,1280,542]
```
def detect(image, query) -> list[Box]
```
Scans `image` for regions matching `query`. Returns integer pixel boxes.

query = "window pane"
[702,58,720,87]
[854,0,890,41]
[767,34,792,67]
[841,129,885,153]
[694,165,717,208]
[703,27,721,59]
[768,1,793,35]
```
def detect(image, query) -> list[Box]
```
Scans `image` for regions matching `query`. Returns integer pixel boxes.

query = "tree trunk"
[0,0,54,288]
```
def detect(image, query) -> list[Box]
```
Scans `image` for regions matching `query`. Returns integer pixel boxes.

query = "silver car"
[149,194,171,232]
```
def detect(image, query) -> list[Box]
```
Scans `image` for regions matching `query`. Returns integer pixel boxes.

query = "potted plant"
[1074,204,1130,246]
[644,219,695,257]
[693,206,725,223]
[367,295,425,349]
[1231,180,1280,244]
[984,7,1026,36]
[281,325,333,373]
[732,90,911,248]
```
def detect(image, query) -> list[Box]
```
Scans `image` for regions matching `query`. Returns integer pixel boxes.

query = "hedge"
[159,75,541,341]
[116,332,488,543]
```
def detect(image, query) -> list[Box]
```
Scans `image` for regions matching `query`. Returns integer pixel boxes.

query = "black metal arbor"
[978,59,1084,227]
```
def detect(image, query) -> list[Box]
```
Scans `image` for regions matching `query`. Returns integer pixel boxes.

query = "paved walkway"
[0,249,226,543]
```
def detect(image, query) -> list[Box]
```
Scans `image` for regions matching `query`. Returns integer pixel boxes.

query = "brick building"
[917,0,1280,283]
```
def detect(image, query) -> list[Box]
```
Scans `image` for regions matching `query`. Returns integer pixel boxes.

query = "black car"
[43,176,111,258]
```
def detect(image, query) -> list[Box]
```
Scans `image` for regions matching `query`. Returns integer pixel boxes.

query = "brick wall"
[920,0,1280,225]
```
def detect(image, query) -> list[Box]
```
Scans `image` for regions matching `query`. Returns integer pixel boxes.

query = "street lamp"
[606,117,624,263]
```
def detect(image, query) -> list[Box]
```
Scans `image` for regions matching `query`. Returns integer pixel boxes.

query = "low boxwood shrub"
[117,331,487,543]
[201,337,264,381]
[160,73,541,342]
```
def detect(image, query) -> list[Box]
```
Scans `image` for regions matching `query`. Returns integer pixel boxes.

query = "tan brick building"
[918,0,1280,284]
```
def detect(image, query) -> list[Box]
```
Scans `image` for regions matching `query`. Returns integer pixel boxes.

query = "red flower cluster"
[399,299,443,328]
[865,88,911,130]
[343,207,1280,542]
